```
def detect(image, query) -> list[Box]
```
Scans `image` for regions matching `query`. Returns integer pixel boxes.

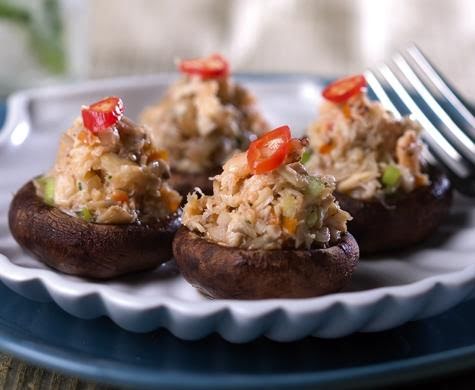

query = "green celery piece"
[305,209,320,227]
[300,149,312,165]
[306,177,325,197]
[382,165,401,190]
[80,208,93,222]
[36,176,55,206]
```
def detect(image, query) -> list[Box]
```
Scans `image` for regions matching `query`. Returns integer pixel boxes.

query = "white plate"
[1,74,474,342]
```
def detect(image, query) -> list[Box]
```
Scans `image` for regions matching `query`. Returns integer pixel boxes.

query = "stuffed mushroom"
[140,54,268,196]
[9,96,182,279]
[173,126,359,299]
[305,75,452,253]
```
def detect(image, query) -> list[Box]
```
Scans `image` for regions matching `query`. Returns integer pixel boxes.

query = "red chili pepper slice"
[247,125,291,174]
[322,75,366,104]
[178,54,229,80]
[81,96,125,133]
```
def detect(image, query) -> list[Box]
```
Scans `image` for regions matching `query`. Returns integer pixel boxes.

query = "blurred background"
[0,0,474,97]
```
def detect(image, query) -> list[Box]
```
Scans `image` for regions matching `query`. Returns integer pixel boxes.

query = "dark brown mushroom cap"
[8,181,181,279]
[168,168,221,197]
[173,227,359,299]
[335,168,452,254]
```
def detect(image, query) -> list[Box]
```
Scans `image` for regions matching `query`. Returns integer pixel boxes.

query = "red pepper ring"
[247,125,292,174]
[322,74,367,104]
[81,96,125,133]
[178,54,230,80]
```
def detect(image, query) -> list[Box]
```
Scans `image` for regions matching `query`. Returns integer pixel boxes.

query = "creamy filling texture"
[182,152,351,250]
[140,76,268,174]
[35,117,181,224]
[307,94,429,200]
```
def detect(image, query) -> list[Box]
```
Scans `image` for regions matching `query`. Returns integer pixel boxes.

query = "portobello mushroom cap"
[173,227,359,299]
[9,181,181,279]
[168,168,221,197]
[335,169,452,254]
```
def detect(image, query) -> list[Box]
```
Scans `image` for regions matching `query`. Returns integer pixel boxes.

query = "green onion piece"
[78,182,83,191]
[306,209,320,227]
[36,176,55,206]
[300,149,312,165]
[80,208,93,222]
[306,177,325,197]
[382,165,401,190]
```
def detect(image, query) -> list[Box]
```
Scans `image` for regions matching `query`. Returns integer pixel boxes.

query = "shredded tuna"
[306,93,429,200]
[182,151,351,250]
[140,76,268,173]
[36,117,181,224]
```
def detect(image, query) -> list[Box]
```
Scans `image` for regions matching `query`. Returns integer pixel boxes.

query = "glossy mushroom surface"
[336,169,452,254]
[173,227,359,299]
[9,181,181,279]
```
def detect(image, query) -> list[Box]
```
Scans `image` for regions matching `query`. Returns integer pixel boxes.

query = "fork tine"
[364,71,402,119]
[373,64,471,179]
[406,45,475,135]
[392,53,475,163]
[365,70,436,166]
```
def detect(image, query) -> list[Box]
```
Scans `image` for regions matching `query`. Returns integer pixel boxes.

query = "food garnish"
[178,53,229,80]
[247,125,291,174]
[81,96,125,133]
[322,74,366,104]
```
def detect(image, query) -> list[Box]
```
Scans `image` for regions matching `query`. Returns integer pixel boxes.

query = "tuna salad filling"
[182,127,351,250]
[140,54,268,174]
[35,97,181,224]
[307,75,429,200]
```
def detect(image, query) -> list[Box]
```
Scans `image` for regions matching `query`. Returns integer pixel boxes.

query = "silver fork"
[364,44,475,196]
